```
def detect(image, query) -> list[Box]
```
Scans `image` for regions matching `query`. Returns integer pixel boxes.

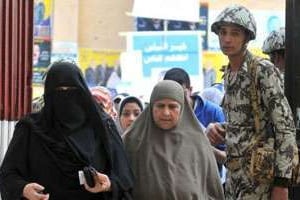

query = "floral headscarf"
[90,86,117,120]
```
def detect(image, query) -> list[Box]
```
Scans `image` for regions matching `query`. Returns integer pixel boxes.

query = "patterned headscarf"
[90,86,117,120]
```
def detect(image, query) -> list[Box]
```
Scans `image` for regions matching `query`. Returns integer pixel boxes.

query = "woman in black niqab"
[0,61,133,200]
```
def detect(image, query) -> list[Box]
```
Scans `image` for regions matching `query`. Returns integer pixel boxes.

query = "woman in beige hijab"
[123,80,224,200]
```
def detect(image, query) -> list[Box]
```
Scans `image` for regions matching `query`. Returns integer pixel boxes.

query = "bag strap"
[248,56,261,135]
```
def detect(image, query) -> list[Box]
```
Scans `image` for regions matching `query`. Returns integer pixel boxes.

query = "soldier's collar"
[240,50,253,73]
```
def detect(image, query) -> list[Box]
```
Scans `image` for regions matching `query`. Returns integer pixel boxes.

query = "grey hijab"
[123,80,224,200]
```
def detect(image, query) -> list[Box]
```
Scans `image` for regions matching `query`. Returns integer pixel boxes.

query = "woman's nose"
[163,108,170,115]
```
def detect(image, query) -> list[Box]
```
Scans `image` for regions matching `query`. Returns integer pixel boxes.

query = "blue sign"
[132,34,201,77]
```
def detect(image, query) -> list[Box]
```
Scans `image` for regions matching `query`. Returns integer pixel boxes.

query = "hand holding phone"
[83,166,96,187]
[79,168,112,193]
[78,166,96,187]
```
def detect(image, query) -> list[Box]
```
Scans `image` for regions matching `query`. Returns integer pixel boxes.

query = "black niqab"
[38,62,133,197]
[0,62,133,200]
[52,89,87,131]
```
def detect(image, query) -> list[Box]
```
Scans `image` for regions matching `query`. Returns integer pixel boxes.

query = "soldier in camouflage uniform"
[206,5,298,200]
[262,28,285,79]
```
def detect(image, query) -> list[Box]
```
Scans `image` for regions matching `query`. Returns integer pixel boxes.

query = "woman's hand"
[84,172,111,193]
[23,183,49,200]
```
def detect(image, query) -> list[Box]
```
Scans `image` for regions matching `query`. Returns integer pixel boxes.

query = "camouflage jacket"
[222,50,297,179]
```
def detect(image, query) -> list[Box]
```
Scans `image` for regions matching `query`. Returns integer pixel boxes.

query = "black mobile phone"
[83,166,96,188]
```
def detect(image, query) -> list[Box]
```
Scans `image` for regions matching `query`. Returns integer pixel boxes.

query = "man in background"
[163,67,226,179]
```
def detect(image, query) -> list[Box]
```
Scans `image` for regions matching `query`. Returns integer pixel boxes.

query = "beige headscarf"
[123,80,224,200]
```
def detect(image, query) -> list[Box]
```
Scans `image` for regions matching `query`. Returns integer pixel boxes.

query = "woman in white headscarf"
[123,80,224,200]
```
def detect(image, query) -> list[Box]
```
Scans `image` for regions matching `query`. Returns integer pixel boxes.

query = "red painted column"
[0,0,33,121]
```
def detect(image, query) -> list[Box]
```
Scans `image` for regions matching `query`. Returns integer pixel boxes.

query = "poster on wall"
[135,3,208,50]
[133,34,201,77]
[32,40,51,83]
[51,42,78,63]
[33,40,51,67]
[199,3,208,50]
[34,0,52,40]
[120,31,203,100]
[33,0,52,84]
[253,10,285,48]
[78,48,121,90]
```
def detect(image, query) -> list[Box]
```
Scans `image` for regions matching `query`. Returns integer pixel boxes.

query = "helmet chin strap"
[241,43,248,52]
[241,36,250,53]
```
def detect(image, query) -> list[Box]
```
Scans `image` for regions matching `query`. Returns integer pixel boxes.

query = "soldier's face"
[218,25,247,57]
[269,52,285,72]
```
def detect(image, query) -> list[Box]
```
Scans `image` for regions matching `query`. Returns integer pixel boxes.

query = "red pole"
[0,0,33,121]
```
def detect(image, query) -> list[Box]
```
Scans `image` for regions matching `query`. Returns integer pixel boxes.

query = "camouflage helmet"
[211,5,257,40]
[262,28,285,54]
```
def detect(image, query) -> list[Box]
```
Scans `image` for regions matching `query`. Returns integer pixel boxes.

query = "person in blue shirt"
[192,93,225,127]
[163,68,226,179]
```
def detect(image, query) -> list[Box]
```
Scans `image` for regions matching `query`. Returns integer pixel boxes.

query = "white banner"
[131,0,199,22]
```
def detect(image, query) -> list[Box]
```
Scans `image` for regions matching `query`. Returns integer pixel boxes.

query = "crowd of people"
[0,4,298,200]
